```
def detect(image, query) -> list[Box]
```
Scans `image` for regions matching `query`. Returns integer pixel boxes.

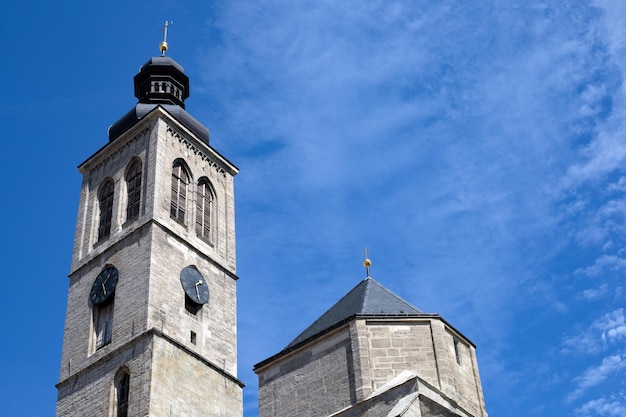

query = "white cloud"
[577,394,626,417]
[561,1,626,190]
[568,355,626,402]
[576,256,626,278]
[563,309,626,355]
[601,309,626,343]
[608,177,626,193]
[582,284,610,300]
[194,1,626,415]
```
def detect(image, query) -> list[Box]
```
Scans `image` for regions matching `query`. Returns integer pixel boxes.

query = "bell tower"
[56,33,243,416]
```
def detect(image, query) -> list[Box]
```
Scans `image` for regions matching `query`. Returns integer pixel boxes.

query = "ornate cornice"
[88,127,151,179]
[166,125,229,178]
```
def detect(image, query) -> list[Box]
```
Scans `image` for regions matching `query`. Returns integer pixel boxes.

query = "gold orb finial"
[160,41,169,55]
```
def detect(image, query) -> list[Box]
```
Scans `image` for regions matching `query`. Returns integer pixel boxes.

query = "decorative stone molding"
[167,126,227,178]
[88,127,151,179]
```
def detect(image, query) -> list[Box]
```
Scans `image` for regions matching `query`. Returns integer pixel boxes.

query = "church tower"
[56,36,243,416]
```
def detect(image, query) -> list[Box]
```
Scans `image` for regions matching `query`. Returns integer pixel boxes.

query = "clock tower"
[56,40,243,416]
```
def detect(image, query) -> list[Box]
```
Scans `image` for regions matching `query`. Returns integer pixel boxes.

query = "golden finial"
[160,20,173,56]
[363,247,372,278]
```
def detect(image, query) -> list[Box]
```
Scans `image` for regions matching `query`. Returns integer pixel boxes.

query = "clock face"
[180,266,209,305]
[90,266,119,305]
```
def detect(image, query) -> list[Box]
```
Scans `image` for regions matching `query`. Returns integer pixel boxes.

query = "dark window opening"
[98,180,114,241]
[195,178,214,243]
[95,297,114,350]
[126,160,142,221]
[454,339,462,365]
[116,369,130,417]
[170,162,189,223]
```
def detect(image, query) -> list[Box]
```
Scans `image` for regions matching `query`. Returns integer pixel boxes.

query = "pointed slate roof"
[285,277,423,349]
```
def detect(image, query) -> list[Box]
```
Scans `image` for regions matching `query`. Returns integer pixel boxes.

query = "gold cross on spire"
[363,247,372,278]
[159,20,174,56]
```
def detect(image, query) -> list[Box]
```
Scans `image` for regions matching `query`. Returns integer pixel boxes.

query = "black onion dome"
[108,56,209,144]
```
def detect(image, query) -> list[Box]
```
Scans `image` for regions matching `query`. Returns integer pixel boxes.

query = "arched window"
[196,178,214,243]
[170,161,189,223]
[98,180,114,241]
[114,367,130,417]
[125,160,142,221]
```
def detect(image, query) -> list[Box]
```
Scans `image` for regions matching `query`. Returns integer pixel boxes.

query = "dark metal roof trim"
[107,103,209,143]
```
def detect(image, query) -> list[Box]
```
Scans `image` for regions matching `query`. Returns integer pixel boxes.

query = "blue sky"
[2,1,626,416]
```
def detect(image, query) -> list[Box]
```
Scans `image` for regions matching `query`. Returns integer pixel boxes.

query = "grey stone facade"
[56,104,242,416]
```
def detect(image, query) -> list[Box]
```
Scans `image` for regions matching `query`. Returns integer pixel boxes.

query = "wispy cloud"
[577,394,626,417]
[568,355,626,402]
[582,283,610,300]
[192,1,626,415]
[563,309,626,355]
[576,256,626,278]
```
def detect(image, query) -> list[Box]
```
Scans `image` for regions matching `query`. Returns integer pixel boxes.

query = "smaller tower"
[254,260,488,417]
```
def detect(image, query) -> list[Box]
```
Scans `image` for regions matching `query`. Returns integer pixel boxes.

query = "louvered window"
[126,160,142,221]
[95,298,114,349]
[171,162,189,223]
[196,178,214,243]
[98,180,114,241]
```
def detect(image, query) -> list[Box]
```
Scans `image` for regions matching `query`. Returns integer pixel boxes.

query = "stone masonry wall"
[431,321,485,417]
[146,115,238,375]
[150,335,243,416]
[257,328,355,417]
[58,224,152,384]
[148,225,238,376]
[358,320,439,395]
[356,318,486,417]
[56,336,152,417]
